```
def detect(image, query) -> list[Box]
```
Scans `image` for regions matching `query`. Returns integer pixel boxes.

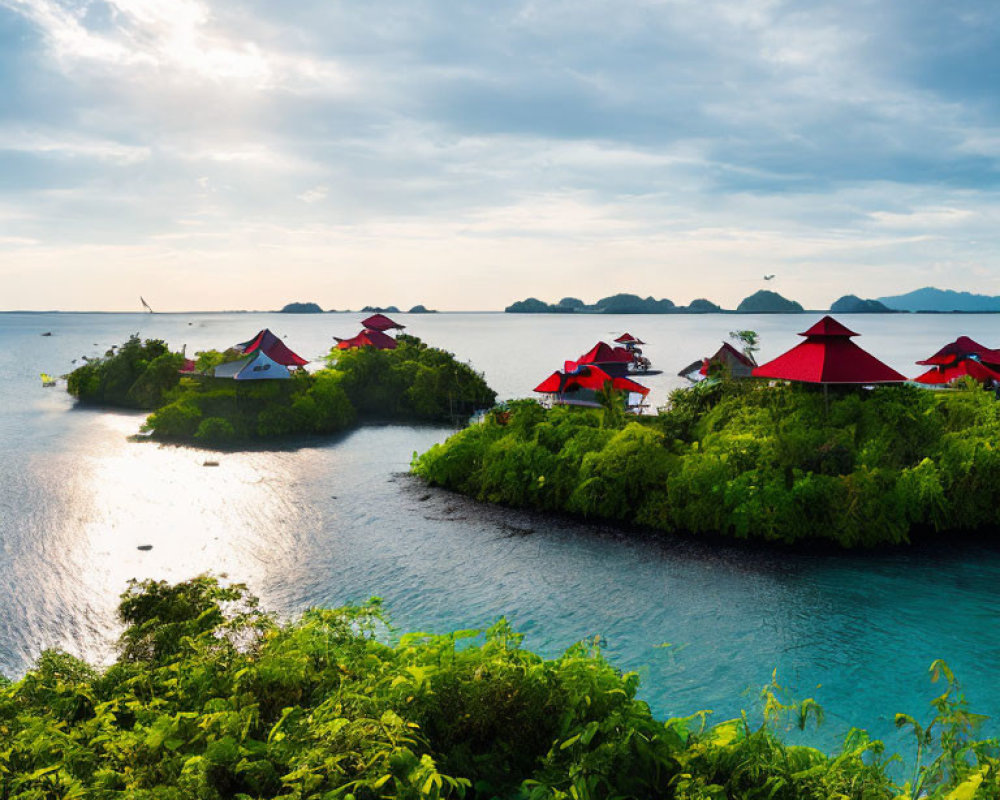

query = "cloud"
[2,0,1000,309]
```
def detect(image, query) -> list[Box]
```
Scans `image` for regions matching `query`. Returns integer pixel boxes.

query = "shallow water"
[3,310,1000,757]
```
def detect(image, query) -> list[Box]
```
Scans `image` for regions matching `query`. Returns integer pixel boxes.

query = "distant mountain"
[877,287,1000,312]
[505,297,573,313]
[829,295,893,313]
[408,304,437,313]
[361,305,401,313]
[736,290,804,313]
[684,298,723,313]
[593,294,676,313]
[280,302,323,313]
[556,297,585,310]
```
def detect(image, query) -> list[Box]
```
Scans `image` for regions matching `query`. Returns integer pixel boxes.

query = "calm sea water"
[3,310,1000,757]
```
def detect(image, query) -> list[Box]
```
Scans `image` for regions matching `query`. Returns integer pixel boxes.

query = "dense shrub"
[414,382,1000,546]
[66,335,184,409]
[329,334,497,423]
[0,578,995,799]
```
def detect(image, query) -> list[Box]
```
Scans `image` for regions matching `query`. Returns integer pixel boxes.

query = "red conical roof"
[362,314,405,332]
[236,329,309,366]
[577,342,634,365]
[753,316,904,384]
[614,333,645,345]
[534,365,650,396]
[798,316,858,338]
[335,329,398,350]
[916,336,1000,366]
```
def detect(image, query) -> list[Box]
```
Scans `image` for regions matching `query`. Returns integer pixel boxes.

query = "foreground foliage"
[67,335,495,443]
[1,577,996,799]
[66,335,185,409]
[414,380,1000,546]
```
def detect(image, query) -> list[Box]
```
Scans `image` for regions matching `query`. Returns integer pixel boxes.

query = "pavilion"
[752,316,905,385]
[572,341,636,377]
[335,329,399,351]
[913,336,1000,385]
[534,365,650,411]
[362,313,405,332]
[234,329,309,367]
[213,350,291,380]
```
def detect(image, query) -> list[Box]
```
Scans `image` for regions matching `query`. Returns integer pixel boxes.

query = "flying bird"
[763,274,775,281]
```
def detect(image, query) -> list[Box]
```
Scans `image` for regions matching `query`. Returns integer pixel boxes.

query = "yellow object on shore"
[40,373,56,387]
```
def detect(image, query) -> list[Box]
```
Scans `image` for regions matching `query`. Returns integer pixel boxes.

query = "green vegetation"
[327,334,496,424]
[414,380,1000,547]
[66,335,185,409]
[64,333,497,442]
[1,576,996,799]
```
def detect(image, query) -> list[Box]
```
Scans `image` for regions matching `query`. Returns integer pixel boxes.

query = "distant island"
[279,302,324,313]
[736,290,803,314]
[361,305,400,314]
[505,292,783,314]
[877,287,1000,313]
[407,304,437,313]
[830,294,894,313]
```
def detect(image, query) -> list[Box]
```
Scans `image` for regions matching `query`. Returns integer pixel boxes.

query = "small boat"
[40,332,52,337]
[40,373,56,387]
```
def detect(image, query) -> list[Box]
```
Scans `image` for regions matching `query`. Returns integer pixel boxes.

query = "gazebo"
[235,329,309,367]
[213,350,291,380]
[335,329,398,351]
[752,316,906,388]
[913,336,1000,385]
[534,365,650,410]
[572,341,635,377]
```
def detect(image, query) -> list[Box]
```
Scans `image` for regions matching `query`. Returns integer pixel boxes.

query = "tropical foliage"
[327,334,496,424]
[1,577,996,799]
[68,335,496,443]
[414,380,1000,546]
[66,335,185,409]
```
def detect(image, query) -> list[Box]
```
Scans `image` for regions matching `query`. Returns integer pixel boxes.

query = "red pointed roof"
[916,336,1000,366]
[614,333,645,345]
[699,342,756,376]
[753,316,905,384]
[236,329,309,366]
[335,328,398,350]
[914,359,1000,385]
[361,313,405,332]
[577,342,634,365]
[799,316,859,338]
[534,365,649,396]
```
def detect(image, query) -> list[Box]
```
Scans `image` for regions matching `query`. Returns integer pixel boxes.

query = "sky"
[2,0,1000,311]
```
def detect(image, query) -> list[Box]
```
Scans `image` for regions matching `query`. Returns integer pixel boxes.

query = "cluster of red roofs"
[334,314,405,350]
[533,333,651,407]
[712,314,1000,387]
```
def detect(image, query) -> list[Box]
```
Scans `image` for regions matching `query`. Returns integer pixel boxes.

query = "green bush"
[0,577,996,799]
[66,335,184,409]
[194,417,236,443]
[414,382,1000,547]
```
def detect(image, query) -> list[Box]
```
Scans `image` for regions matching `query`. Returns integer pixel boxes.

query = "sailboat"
[140,296,154,313]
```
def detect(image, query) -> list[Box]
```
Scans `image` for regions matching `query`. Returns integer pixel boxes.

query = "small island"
[279,301,324,313]
[735,290,803,313]
[829,295,893,313]
[504,292,794,314]
[66,331,496,444]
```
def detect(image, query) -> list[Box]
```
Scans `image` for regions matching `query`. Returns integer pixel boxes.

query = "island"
[66,333,496,444]
[829,294,893,313]
[735,290,804,313]
[279,301,324,313]
[2,574,989,799]
[504,293,722,314]
[407,304,438,313]
[413,377,1000,548]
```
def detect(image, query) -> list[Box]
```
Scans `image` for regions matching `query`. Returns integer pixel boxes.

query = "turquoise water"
[2,310,1000,758]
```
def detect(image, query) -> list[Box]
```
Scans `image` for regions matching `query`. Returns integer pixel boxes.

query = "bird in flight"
[763,274,775,281]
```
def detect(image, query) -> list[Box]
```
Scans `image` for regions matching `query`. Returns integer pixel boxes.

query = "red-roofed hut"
[235,329,309,367]
[534,365,649,411]
[576,342,635,377]
[913,336,1000,385]
[335,328,398,350]
[752,316,905,385]
[614,333,645,346]
[362,314,405,332]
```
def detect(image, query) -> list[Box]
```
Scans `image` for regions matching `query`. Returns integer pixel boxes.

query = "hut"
[680,341,756,382]
[235,329,308,367]
[573,342,636,377]
[913,336,1000,385]
[335,329,398,350]
[213,350,291,380]
[752,316,905,386]
[534,365,650,411]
